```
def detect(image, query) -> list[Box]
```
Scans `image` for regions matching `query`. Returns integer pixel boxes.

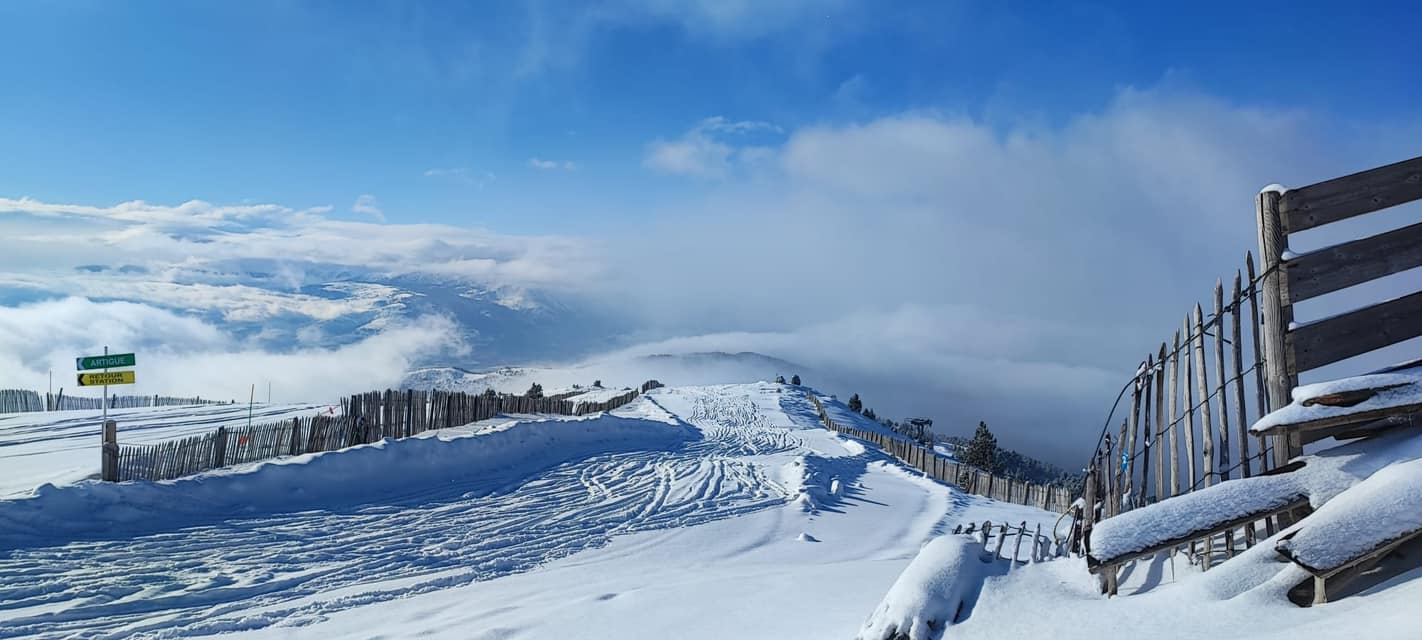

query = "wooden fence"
[953,519,1065,563]
[1074,154,1422,589]
[1075,252,1279,568]
[114,382,663,482]
[806,392,1075,513]
[0,389,226,413]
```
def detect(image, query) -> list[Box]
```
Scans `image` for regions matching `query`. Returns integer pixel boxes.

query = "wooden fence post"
[1256,190,1302,468]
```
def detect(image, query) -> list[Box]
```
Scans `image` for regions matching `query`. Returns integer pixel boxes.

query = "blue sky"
[2,1,1418,235]
[1,1,1419,458]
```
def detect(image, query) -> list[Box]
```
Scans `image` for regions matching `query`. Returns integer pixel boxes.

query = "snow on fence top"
[1251,365,1422,435]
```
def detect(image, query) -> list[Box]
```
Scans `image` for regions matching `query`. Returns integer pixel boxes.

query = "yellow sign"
[77,371,136,386]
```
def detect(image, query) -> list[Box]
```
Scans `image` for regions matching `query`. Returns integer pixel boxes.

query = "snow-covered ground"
[5,382,1411,639]
[0,383,1054,639]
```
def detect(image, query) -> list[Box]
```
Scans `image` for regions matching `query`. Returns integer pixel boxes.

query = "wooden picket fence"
[1073,252,1279,574]
[114,382,663,482]
[806,392,1075,513]
[0,389,226,414]
[1074,154,1422,594]
[954,519,1065,563]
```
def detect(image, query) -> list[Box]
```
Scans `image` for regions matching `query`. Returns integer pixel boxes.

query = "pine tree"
[593,380,602,388]
[482,387,498,398]
[790,374,801,385]
[963,421,998,472]
[847,393,862,413]
[526,382,544,398]
[775,375,786,384]
[862,407,876,420]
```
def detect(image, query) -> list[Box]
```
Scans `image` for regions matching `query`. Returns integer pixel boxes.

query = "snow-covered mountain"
[402,351,812,394]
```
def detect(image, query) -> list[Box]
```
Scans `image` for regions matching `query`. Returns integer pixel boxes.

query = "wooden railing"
[1076,154,1422,591]
[805,392,1075,513]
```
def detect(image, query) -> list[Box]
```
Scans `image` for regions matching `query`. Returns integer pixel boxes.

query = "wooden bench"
[1087,461,1310,577]
[1274,458,1422,605]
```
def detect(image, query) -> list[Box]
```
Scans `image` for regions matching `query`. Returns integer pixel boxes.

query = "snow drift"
[0,404,695,548]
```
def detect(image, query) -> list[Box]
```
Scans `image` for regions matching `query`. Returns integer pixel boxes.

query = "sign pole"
[101,345,108,438]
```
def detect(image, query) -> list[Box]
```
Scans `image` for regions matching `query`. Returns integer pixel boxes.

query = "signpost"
[76,347,136,482]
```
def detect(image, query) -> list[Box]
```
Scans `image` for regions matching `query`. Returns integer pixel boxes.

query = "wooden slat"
[1288,220,1422,302]
[1168,330,1181,497]
[1213,284,1232,482]
[1153,343,1166,502]
[1182,317,1197,493]
[1281,155,1422,232]
[1291,290,1422,372]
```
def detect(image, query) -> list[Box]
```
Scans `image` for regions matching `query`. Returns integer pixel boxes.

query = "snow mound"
[0,405,694,547]
[858,535,993,640]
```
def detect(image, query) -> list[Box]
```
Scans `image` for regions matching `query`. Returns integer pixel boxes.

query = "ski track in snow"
[0,387,815,639]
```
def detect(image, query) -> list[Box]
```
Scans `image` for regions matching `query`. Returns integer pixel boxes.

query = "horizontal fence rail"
[805,392,1074,514]
[115,381,665,483]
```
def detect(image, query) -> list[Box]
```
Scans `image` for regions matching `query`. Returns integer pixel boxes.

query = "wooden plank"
[1139,354,1154,506]
[1232,272,1256,548]
[1247,253,1272,475]
[1169,331,1181,497]
[1154,343,1167,502]
[1292,290,1422,372]
[1288,220,1422,302]
[1213,284,1232,482]
[1182,316,1197,494]
[1280,155,1422,232]
[1087,496,1310,573]
[1193,304,1216,490]
[1126,370,1143,506]
[1193,304,1216,569]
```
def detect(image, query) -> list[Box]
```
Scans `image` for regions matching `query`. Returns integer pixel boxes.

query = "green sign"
[76,353,136,370]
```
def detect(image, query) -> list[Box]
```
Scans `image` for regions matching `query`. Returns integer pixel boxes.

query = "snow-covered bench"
[1251,364,1422,445]
[1086,465,1309,574]
[1274,457,1422,605]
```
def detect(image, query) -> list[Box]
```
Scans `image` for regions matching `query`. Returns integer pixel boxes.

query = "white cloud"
[351,194,385,222]
[424,168,497,188]
[0,297,460,402]
[644,117,781,178]
[527,158,578,171]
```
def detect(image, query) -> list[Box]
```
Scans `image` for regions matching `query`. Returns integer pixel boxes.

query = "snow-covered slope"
[0,383,1055,639]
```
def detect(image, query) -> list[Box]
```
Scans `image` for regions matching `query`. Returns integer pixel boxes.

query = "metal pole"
[101,346,108,440]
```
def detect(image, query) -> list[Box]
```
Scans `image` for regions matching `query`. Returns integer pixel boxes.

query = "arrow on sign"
[77,371,136,386]
[77,353,136,370]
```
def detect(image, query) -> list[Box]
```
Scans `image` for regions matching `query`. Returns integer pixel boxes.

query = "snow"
[1251,366,1422,434]
[564,387,634,406]
[1,382,1419,639]
[858,535,999,640]
[1091,429,1422,564]
[1281,248,1299,261]
[1276,457,1422,576]
[0,383,1062,638]
[1260,183,1290,195]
